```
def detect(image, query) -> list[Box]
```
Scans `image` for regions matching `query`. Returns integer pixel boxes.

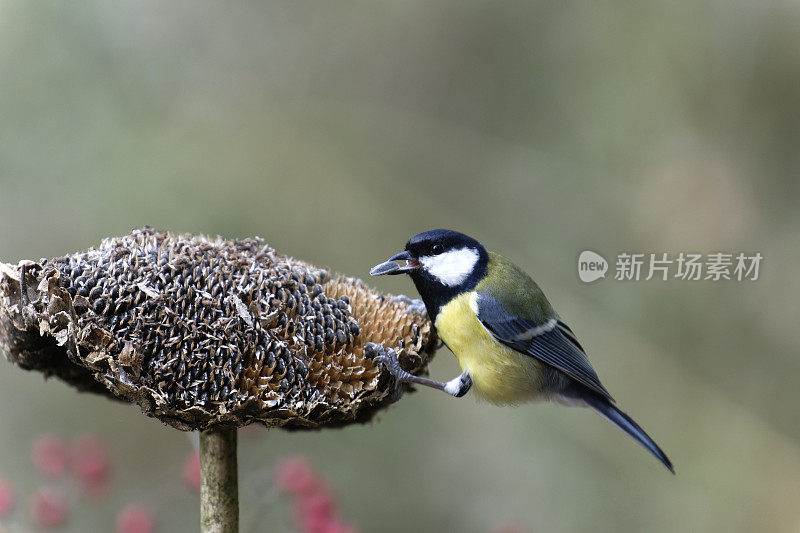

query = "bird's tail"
[582,391,674,474]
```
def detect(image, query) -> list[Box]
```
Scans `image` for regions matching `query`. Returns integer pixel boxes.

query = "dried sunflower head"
[0,228,436,430]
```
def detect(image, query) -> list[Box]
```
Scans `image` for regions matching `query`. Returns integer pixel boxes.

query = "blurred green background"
[1,1,799,531]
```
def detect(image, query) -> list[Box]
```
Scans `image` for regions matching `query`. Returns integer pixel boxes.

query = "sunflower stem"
[200,428,239,533]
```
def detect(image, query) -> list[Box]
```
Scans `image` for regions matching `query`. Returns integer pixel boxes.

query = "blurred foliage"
[0,1,799,532]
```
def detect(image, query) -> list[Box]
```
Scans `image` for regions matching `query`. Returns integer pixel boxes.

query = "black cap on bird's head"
[370,229,488,318]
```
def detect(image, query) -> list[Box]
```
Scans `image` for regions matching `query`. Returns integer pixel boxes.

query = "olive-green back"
[476,252,556,325]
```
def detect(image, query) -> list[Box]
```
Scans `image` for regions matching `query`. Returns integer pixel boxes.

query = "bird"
[369,229,673,473]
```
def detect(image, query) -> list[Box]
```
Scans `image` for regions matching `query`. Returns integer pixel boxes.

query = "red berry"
[30,487,68,528]
[31,435,69,478]
[0,476,15,518]
[72,435,111,498]
[116,504,155,533]
[275,456,321,496]
[182,451,201,492]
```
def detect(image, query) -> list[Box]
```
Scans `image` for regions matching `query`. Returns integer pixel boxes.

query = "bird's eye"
[431,244,444,255]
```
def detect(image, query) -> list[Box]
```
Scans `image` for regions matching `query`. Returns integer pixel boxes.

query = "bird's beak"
[370,250,421,276]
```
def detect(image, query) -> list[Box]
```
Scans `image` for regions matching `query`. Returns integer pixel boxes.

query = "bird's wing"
[475,290,613,401]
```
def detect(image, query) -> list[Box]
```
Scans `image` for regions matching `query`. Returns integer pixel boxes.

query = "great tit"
[370,229,673,473]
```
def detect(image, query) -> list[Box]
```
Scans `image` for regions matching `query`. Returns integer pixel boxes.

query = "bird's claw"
[365,342,406,403]
[390,295,427,315]
[373,350,402,374]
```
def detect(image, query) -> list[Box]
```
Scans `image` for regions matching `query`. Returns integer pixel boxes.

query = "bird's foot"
[364,342,407,403]
[368,343,404,375]
[390,295,427,315]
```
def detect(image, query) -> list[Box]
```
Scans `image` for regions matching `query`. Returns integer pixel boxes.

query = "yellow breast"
[434,292,546,405]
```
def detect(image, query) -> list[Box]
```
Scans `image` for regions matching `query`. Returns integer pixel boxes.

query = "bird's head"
[370,229,488,315]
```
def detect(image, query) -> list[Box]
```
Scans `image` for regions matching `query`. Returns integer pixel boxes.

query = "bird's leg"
[365,342,472,400]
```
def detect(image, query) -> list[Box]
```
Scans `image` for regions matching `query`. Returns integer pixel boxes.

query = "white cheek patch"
[420,248,480,287]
